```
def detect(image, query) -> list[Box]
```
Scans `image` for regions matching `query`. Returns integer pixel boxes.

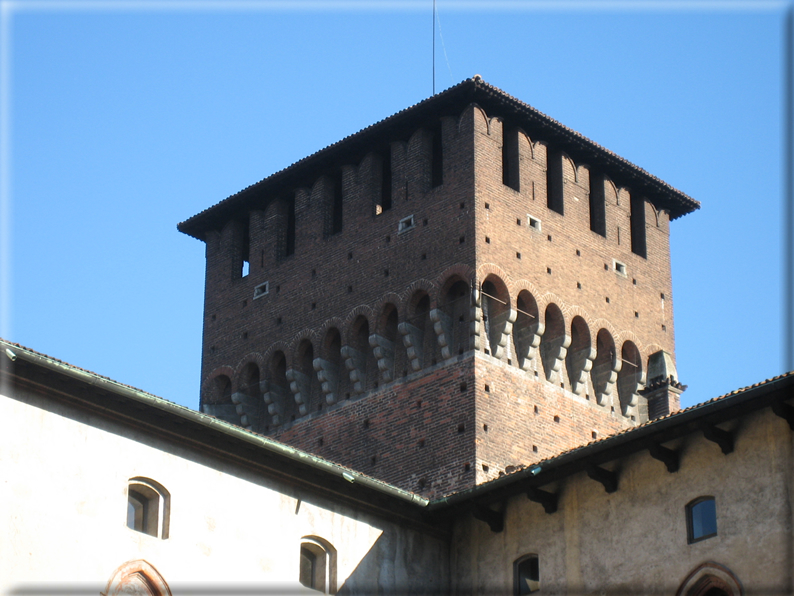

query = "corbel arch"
[102,560,171,596]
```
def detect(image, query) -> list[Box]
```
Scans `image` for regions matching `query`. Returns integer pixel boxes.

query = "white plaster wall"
[1,387,447,594]
[451,408,794,595]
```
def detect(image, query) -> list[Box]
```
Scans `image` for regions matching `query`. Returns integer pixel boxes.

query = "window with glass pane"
[687,497,717,543]
[514,554,539,594]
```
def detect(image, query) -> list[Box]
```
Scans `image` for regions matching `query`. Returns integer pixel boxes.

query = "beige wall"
[451,408,793,595]
[1,386,447,595]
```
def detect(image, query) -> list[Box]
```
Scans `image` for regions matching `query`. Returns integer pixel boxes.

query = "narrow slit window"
[431,126,443,188]
[502,126,520,191]
[331,176,343,236]
[589,170,606,236]
[630,194,647,258]
[546,151,564,215]
[378,147,392,214]
[285,197,296,256]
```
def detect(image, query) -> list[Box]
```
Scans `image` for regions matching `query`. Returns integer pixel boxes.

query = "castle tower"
[178,77,698,497]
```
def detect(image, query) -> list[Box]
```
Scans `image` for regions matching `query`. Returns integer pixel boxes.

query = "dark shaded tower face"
[179,77,698,498]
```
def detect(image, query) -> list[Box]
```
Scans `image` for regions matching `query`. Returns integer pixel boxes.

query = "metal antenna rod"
[432,0,436,95]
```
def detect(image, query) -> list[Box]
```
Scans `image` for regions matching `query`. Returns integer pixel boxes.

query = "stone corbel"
[369,334,395,383]
[313,357,340,405]
[398,322,424,372]
[540,332,571,384]
[286,369,311,417]
[470,288,482,352]
[430,308,454,360]
[262,379,290,425]
[592,354,621,406]
[514,321,544,371]
[230,390,259,430]
[568,346,596,396]
[340,345,367,395]
[489,308,517,360]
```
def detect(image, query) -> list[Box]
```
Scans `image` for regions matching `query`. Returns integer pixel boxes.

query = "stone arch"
[618,340,644,417]
[591,328,621,406]
[262,340,293,372]
[566,316,595,396]
[540,303,570,384]
[513,289,543,372]
[676,562,744,596]
[475,263,514,295]
[344,304,375,332]
[604,175,619,204]
[479,273,515,360]
[102,560,171,596]
[200,370,238,424]
[576,164,591,190]
[399,279,438,317]
[435,264,475,297]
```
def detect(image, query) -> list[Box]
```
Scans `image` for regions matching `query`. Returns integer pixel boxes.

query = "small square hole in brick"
[459,236,465,244]
[534,405,539,414]
[484,384,490,392]
[311,302,316,310]
[386,235,391,243]
[312,269,317,278]
[482,464,489,472]
[423,218,428,226]
[211,314,216,321]
[460,202,465,209]
[547,267,552,274]
[554,415,560,423]
[547,235,552,241]
[458,423,465,433]
[348,252,353,260]
[633,278,637,285]
[275,285,280,293]
[485,202,490,209]
[661,292,665,300]
[418,439,425,447]
[210,346,216,355]
[421,253,427,260]
[532,445,538,453]
[348,286,353,293]
[635,311,639,318]
[277,317,282,325]
[577,282,582,289]
[485,237,490,244]
[242,332,248,339]
[363,419,370,429]
[585,394,590,400]
[416,400,422,408]
[516,252,521,259]
[371,456,377,465]
[517,218,521,225]
[460,382,467,393]
[576,249,581,256]
[604,263,609,271]
[464,463,471,472]
[242,299,247,307]
[592,431,598,439]
[662,324,667,331]
[384,269,389,277]
[605,297,610,303]
[318,437,324,447]
[483,424,488,432]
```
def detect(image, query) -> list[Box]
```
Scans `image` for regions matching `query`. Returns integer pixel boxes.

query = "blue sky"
[2,1,788,410]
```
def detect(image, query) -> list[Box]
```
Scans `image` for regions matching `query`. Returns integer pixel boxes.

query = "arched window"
[514,554,539,594]
[127,478,169,539]
[300,537,337,594]
[687,497,717,544]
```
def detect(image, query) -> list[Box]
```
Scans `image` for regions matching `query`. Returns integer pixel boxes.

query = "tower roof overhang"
[177,76,700,242]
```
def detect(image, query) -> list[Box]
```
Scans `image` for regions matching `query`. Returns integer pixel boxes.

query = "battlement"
[179,77,697,496]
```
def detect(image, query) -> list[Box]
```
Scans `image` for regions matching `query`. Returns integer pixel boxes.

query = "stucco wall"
[1,386,447,595]
[450,408,793,595]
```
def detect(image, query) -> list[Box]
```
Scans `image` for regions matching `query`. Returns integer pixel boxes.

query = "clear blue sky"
[2,1,788,410]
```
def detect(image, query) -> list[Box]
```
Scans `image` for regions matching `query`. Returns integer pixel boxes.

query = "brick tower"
[178,77,697,498]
